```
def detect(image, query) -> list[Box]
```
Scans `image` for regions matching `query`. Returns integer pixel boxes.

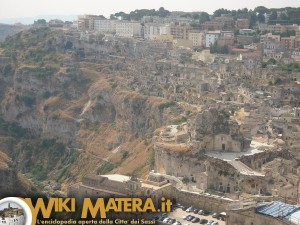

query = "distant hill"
[0,24,29,42]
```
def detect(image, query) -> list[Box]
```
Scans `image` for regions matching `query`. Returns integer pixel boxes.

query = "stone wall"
[174,189,233,212]
[227,208,285,225]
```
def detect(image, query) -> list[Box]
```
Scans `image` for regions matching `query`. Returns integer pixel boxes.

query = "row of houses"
[77,15,246,48]
[79,21,235,49]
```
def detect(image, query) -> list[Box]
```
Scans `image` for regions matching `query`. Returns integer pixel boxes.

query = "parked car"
[206,220,215,225]
[219,212,227,221]
[212,213,220,219]
[211,222,219,225]
[193,208,199,213]
[176,203,185,209]
[199,219,208,224]
[167,220,173,224]
[183,214,191,220]
[198,210,209,215]
[191,217,200,223]
[163,218,170,223]
[169,219,176,224]
[173,222,181,225]
[161,213,168,218]
[186,215,195,221]
[186,206,194,212]
[197,210,204,215]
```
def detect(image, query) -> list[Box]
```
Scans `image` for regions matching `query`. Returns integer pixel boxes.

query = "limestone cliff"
[0,27,182,194]
[0,151,37,198]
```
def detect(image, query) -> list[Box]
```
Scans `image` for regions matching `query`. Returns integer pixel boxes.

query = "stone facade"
[0,204,24,225]
[227,207,283,225]
[68,174,175,205]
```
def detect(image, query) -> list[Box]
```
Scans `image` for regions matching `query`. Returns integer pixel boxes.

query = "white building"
[292,50,300,63]
[188,30,205,47]
[143,23,171,40]
[94,19,117,33]
[205,31,221,48]
[116,21,142,37]
[0,215,24,225]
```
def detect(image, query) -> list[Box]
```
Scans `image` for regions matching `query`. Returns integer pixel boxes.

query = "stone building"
[235,19,250,29]
[192,108,251,152]
[0,204,24,225]
[68,174,175,205]
[202,21,224,31]
[115,22,142,37]
[188,30,205,47]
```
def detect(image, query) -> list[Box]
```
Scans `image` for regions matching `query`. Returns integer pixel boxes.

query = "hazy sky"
[0,202,22,210]
[0,0,299,20]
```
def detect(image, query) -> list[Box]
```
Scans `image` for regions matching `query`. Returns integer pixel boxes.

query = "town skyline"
[0,0,299,24]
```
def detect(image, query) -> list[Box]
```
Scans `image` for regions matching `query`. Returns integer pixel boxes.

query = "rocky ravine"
[0,28,184,194]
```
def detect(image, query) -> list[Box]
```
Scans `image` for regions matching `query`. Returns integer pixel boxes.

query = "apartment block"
[236,19,250,29]
[188,30,205,47]
[260,33,281,43]
[170,25,189,39]
[213,16,234,27]
[94,19,117,33]
[205,31,221,47]
[116,21,142,37]
[281,36,296,49]
[202,21,224,30]
[144,23,171,40]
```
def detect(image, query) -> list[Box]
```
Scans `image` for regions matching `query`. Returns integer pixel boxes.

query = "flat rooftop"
[102,174,131,182]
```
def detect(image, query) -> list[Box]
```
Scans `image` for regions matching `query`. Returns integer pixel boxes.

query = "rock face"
[0,151,36,198]
[154,145,269,197]
[82,87,169,138]
[0,28,182,191]
[191,108,251,152]
[193,108,230,137]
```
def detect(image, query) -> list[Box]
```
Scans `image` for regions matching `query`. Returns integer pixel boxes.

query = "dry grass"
[57,109,76,121]
[0,151,10,168]
[234,108,249,125]
[44,95,60,106]
[115,88,167,106]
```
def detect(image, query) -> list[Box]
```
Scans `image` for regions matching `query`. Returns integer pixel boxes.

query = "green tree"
[257,13,265,23]
[269,11,277,22]
[182,176,190,184]
[254,6,269,14]
[65,40,73,50]
[110,14,117,19]
[199,12,210,24]
[221,45,229,54]
[190,21,200,29]
[248,10,257,28]
[280,13,289,21]
[2,64,13,75]
[213,8,231,17]
[192,13,200,20]
[158,7,170,17]
[179,52,192,64]
[267,58,277,65]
